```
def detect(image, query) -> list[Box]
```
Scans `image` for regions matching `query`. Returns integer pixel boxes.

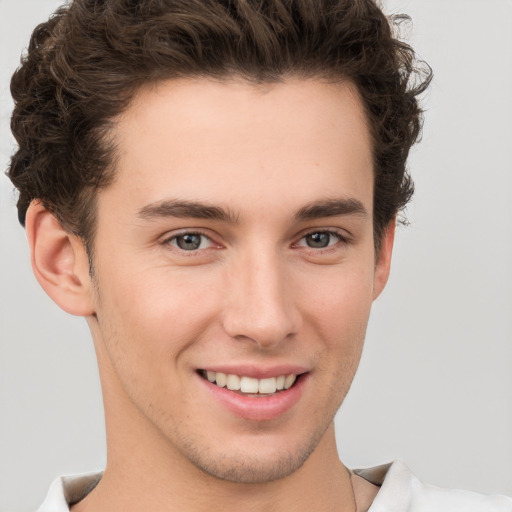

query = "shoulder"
[410,483,512,512]
[354,460,512,512]
[37,472,102,512]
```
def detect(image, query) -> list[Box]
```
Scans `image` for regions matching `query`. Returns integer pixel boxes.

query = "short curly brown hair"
[7,0,431,255]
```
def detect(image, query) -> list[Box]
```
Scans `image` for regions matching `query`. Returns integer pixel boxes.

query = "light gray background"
[1,1,511,510]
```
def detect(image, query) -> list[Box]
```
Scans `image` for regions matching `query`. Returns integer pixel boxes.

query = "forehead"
[100,77,374,220]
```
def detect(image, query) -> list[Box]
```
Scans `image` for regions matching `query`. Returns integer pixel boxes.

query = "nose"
[221,248,301,349]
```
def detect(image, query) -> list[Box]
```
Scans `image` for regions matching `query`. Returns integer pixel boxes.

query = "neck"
[79,429,354,512]
[74,402,355,512]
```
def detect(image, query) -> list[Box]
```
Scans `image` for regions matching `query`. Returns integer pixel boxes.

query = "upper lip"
[198,364,309,379]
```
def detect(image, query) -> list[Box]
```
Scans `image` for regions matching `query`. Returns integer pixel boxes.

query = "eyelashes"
[167,232,214,251]
[162,228,351,256]
[295,231,345,250]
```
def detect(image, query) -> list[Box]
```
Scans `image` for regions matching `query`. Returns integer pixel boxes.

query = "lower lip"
[198,373,308,421]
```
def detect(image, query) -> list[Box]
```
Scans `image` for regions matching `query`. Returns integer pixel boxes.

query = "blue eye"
[300,231,341,249]
[169,233,212,251]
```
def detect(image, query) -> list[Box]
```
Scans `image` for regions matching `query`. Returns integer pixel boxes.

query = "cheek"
[299,264,375,337]
[296,264,375,393]
[95,265,222,367]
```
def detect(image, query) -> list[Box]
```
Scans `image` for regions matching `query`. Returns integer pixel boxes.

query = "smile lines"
[201,370,298,394]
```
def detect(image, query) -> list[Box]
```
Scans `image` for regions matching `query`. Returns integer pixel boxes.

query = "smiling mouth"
[199,370,302,396]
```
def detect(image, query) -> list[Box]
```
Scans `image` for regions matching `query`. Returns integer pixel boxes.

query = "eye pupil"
[306,232,330,248]
[176,234,202,250]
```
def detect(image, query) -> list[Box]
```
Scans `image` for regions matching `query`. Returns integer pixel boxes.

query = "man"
[4,0,511,510]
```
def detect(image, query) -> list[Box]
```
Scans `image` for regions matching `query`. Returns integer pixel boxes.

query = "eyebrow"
[137,197,367,223]
[295,198,368,221]
[137,199,239,223]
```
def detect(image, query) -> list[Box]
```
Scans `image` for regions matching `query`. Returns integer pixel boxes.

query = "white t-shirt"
[37,460,512,511]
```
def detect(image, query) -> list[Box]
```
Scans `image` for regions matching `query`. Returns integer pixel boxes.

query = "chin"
[180,425,328,484]
[194,451,308,484]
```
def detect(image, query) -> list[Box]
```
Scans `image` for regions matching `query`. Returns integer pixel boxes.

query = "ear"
[373,220,396,300]
[25,200,95,316]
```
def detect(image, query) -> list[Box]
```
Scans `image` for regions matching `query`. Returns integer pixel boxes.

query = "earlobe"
[25,200,95,316]
[373,220,396,300]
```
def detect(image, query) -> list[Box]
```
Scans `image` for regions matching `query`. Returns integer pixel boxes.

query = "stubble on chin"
[171,412,337,485]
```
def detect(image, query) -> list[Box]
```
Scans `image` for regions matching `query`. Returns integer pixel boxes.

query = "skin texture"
[26,78,393,511]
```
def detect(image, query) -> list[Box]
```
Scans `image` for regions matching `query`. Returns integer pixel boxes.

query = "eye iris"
[176,234,202,250]
[306,232,330,248]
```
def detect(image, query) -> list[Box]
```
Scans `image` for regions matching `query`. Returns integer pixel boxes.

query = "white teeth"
[258,377,277,394]
[204,371,300,394]
[215,372,227,388]
[240,376,259,393]
[284,374,296,390]
[226,374,241,391]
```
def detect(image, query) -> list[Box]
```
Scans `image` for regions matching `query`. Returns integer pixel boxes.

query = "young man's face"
[84,78,392,483]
